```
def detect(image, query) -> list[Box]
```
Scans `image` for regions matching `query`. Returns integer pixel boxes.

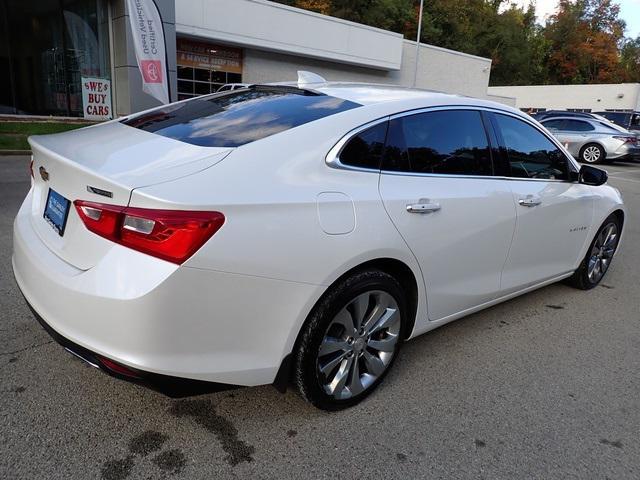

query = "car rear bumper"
[615,151,640,162]
[23,297,235,397]
[610,145,640,162]
[12,193,321,389]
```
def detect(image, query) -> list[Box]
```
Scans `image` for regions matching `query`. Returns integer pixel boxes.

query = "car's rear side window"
[564,120,595,132]
[382,110,493,176]
[339,122,388,170]
[123,87,360,147]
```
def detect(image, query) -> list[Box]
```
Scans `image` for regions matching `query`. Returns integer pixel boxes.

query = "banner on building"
[126,0,169,104]
[81,77,112,120]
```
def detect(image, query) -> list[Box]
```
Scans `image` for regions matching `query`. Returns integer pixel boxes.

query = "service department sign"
[81,77,112,121]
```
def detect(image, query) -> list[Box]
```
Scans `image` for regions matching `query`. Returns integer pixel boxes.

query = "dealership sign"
[126,0,169,104]
[81,77,112,120]
[176,39,243,74]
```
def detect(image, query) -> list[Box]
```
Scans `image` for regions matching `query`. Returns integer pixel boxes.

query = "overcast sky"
[517,0,640,38]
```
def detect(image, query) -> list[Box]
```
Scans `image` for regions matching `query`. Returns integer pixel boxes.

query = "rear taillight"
[74,201,225,264]
[613,136,637,144]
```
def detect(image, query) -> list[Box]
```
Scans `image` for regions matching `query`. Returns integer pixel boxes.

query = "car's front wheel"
[568,214,621,289]
[294,270,406,410]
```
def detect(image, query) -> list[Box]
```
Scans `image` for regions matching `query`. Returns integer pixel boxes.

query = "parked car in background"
[13,77,626,410]
[594,111,640,138]
[541,117,640,164]
[532,110,611,123]
[216,83,252,92]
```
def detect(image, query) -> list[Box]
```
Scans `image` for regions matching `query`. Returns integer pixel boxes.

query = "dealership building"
[488,83,640,113]
[0,0,512,120]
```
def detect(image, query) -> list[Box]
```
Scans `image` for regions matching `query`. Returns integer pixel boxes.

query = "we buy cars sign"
[126,0,169,104]
[81,77,112,121]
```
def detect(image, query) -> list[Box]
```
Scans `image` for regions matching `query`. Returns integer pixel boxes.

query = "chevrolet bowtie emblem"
[39,166,49,182]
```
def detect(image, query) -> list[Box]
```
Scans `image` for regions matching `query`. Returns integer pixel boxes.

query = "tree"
[620,36,640,82]
[294,0,332,14]
[272,0,635,87]
[544,0,626,83]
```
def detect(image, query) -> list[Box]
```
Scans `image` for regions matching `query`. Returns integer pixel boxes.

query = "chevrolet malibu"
[12,77,625,410]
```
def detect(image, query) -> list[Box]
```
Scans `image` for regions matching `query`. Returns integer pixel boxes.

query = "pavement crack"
[600,438,623,449]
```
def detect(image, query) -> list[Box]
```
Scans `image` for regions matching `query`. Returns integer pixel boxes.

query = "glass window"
[177,66,194,80]
[124,87,361,148]
[598,112,630,127]
[563,120,595,132]
[542,119,564,130]
[494,114,568,180]
[177,39,243,100]
[193,68,210,83]
[211,71,226,84]
[178,80,194,95]
[382,110,493,176]
[194,82,211,95]
[339,122,387,170]
[0,0,111,116]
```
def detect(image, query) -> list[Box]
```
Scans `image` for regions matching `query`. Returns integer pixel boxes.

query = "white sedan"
[12,75,625,410]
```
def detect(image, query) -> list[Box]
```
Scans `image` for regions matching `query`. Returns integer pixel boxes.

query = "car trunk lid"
[28,121,231,270]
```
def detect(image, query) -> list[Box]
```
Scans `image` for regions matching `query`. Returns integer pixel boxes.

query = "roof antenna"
[297,71,327,87]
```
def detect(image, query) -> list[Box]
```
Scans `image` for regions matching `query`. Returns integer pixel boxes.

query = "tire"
[567,214,621,290]
[580,143,605,164]
[294,269,407,410]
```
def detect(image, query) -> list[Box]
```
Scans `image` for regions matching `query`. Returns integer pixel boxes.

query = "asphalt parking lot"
[1,155,639,479]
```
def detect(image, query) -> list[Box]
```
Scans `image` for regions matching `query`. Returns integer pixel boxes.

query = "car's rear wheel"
[294,270,406,410]
[580,143,605,164]
[568,214,621,290]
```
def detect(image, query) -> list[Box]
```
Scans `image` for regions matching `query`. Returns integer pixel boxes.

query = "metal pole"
[413,0,424,88]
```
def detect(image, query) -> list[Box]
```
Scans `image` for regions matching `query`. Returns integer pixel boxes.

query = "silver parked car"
[541,117,640,164]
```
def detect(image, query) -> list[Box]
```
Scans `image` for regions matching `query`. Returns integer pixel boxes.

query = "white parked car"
[13,76,625,410]
[216,83,252,92]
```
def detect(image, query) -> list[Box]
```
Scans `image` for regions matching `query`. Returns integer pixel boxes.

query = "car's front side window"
[494,113,569,181]
[382,110,493,176]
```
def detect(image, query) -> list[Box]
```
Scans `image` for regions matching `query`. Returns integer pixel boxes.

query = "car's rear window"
[123,86,361,147]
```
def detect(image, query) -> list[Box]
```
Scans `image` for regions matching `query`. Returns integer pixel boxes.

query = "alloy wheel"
[587,222,618,283]
[316,290,401,400]
[582,145,602,163]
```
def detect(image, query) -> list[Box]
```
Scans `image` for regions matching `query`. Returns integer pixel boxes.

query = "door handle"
[518,196,542,207]
[406,201,441,214]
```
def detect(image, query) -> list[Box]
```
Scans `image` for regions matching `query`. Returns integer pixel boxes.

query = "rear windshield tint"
[123,87,361,147]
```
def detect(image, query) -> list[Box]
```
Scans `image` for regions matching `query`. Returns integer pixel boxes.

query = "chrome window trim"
[325,104,581,181]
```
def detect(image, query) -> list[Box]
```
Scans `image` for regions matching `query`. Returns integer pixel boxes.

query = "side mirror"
[579,165,608,186]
